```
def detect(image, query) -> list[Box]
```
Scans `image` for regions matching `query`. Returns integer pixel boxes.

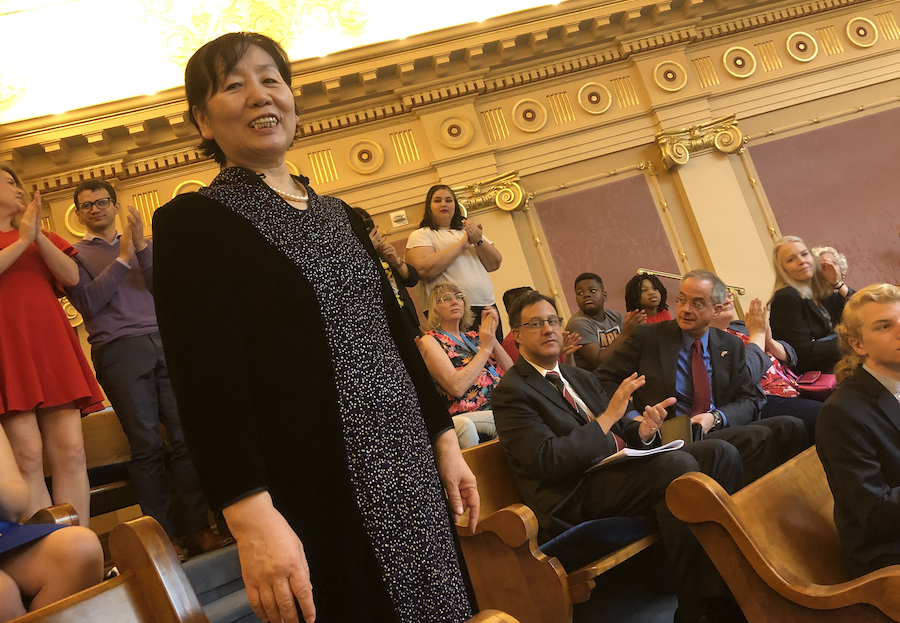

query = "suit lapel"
[516,358,587,425]
[858,368,900,436]
[659,321,681,395]
[708,329,727,406]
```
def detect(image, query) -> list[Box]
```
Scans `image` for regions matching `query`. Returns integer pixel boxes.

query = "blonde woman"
[769,235,852,373]
[816,284,900,577]
[417,283,514,446]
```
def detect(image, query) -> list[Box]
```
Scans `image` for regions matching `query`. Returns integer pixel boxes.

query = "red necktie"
[690,339,711,416]
[546,371,625,451]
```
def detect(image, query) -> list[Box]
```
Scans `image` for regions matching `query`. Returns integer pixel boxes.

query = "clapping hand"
[561,330,582,356]
[462,219,483,245]
[17,191,42,245]
[638,397,676,442]
[478,306,499,349]
[126,206,147,252]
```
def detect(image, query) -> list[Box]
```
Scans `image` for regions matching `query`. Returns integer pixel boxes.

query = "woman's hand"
[478,307,499,350]
[378,239,401,267]
[224,492,316,623]
[819,257,842,286]
[433,429,480,533]
[744,298,768,338]
[17,192,41,245]
[462,219,483,245]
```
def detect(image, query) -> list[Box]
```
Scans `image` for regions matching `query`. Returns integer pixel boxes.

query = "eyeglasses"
[438,293,466,304]
[76,197,113,212]
[516,316,564,330]
[675,295,710,311]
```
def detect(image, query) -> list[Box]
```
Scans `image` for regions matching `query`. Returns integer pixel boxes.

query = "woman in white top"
[406,185,503,338]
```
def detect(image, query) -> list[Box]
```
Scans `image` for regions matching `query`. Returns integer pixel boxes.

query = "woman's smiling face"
[192,45,298,169]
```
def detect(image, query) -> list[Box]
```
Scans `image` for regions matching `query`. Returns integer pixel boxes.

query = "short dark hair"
[419,185,465,230]
[352,206,371,220]
[74,179,117,206]
[574,272,603,289]
[509,291,557,328]
[185,32,295,165]
[502,287,534,315]
[624,274,668,312]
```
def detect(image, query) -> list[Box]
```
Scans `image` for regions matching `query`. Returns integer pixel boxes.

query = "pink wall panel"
[750,106,900,289]
[535,175,680,314]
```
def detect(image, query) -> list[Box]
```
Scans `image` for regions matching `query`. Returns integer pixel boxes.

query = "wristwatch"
[476,239,484,246]
[711,410,725,431]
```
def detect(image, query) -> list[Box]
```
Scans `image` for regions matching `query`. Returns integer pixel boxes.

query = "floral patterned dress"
[427,329,503,414]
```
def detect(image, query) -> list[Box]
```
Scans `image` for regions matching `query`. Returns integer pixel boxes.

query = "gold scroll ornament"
[656,115,744,170]
[451,171,527,216]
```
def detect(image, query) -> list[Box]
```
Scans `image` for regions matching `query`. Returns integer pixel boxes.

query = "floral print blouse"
[426,330,503,415]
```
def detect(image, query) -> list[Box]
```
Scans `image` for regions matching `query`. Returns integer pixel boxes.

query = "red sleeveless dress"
[0,229,104,416]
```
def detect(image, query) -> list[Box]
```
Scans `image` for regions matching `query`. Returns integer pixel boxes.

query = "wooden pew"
[11,516,209,623]
[457,439,659,623]
[666,446,900,622]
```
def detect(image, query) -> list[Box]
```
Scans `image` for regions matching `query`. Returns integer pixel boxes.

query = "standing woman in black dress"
[152,32,479,623]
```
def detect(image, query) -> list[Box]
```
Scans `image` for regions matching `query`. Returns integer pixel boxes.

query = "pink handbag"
[795,370,837,401]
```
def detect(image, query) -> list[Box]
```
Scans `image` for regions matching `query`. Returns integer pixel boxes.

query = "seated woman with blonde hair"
[0,424,102,622]
[769,235,853,374]
[418,282,515,448]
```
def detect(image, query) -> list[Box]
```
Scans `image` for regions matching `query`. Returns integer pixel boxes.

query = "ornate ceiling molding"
[452,171,527,213]
[656,114,745,169]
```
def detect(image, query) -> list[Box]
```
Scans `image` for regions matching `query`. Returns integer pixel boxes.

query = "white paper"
[585,440,685,473]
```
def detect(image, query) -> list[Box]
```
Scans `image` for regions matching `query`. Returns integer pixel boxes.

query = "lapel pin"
[721,351,727,357]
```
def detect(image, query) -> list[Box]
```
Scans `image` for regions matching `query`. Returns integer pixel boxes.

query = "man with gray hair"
[597,270,807,482]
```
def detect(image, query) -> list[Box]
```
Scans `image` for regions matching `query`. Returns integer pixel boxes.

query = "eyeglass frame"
[437,292,466,304]
[76,196,116,212]
[514,316,565,331]
[674,293,715,311]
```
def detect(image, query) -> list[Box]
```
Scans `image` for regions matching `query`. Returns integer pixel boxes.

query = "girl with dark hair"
[0,165,103,527]
[406,185,503,338]
[624,274,671,323]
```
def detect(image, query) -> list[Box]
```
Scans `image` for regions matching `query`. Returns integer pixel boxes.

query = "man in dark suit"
[596,270,808,483]
[492,290,745,623]
[817,284,900,577]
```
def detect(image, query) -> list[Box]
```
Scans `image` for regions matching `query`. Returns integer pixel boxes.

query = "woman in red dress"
[0,166,103,526]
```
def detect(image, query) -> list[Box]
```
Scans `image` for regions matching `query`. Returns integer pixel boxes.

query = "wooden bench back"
[462,440,524,518]
[670,446,850,588]
[729,447,848,586]
[13,516,209,623]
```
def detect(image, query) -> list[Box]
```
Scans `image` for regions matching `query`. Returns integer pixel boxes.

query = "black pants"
[761,395,821,440]
[557,439,744,609]
[706,415,809,484]
[93,332,209,537]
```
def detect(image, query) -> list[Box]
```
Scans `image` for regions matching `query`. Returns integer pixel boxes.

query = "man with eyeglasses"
[64,180,232,560]
[596,270,808,484]
[492,290,746,623]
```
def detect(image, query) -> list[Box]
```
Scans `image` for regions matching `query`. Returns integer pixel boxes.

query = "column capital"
[452,170,527,214]
[656,114,745,169]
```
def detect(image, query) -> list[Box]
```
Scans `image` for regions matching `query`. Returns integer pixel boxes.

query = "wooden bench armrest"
[668,472,900,618]
[24,503,79,527]
[457,503,540,548]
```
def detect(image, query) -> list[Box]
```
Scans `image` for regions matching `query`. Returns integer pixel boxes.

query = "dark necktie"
[546,371,625,451]
[690,339,712,416]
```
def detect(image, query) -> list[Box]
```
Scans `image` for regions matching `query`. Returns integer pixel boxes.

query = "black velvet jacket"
[152,169,457,621]
[770,286,848,374]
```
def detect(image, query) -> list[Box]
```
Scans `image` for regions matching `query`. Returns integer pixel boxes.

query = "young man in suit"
[817,284,900,577]
[596,270,808,483]
[492,290,746,623]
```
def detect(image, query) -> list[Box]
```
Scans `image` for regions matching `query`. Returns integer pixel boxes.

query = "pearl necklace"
[270,184,308,204]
